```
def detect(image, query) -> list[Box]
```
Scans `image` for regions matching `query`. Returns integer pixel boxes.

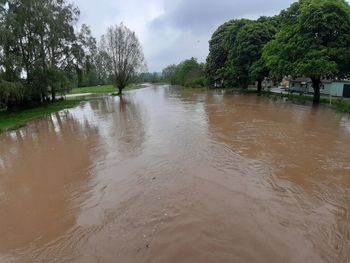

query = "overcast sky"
[73,0,297,72]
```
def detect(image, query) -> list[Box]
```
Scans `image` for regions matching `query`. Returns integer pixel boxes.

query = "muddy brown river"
[0,85,350,263]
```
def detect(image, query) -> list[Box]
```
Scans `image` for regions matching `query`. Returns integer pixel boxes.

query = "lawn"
[0,99,83,133]
[69,85,116,94]
[69,84,142,95]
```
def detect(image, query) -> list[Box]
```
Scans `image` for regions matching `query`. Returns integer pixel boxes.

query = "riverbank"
[69,85,115,94]
[0,84,149,133]
[0,99,84,133]
[70,83,143,95]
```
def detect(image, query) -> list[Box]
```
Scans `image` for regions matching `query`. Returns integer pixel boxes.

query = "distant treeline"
[135,72,164,84]
[162,0,350,103]
[162,57,207,88]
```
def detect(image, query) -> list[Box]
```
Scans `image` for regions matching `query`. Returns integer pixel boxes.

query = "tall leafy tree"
[232,17,279,92]
[263,0,350,103]
[162,64,177,85]
[206,19,250,85]
[0,0,90,109]
[99,23,146,95]
[95,49,112,85]
[206,20,235,83]
[162,58,206,88]
[175,57,205,87]
[73,24,98,87]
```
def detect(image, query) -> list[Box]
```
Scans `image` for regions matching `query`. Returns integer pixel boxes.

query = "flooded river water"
[0,85,350,262]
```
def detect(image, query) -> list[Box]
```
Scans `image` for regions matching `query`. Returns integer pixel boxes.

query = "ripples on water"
[0,85,349,262]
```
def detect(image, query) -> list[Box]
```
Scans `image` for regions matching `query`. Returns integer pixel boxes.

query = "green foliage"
[206,20,235,82]
[332,99,350,113]
[135,72,164,84]
[0,79,25,109]
[263,0,350,102]
[0,0,100,109]
[162,65,177,85]
[206,17,278,89]
[163,58,206,88]
[206,0,350,102]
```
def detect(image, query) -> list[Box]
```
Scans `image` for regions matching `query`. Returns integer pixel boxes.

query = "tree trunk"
[42,92,46,103]
[118,86,123,96]
[311,77,321,104]
[51,90,56,102]
[257,79,263,93]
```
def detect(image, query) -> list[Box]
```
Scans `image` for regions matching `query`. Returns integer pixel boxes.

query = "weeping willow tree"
[0,0,92,109]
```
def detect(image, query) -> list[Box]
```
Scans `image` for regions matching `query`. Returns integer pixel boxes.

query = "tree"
[206,19,251,85]
[73,24,98,87]
[263,0,350,103]
[0,0,82,108]
[206,20,235,83]
[136,72,163,84]
[95,49,112,85]
[175,57,205,87]
[232,17,279,92]
[100,23,146,95]
[162,58,206,88]
[162,64,177,85]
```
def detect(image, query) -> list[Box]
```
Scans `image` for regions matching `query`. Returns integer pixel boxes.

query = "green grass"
[110,84,147,96]
[331,99,350,113]
[69,84,145,95]
[0,99,83,133]
[69,85,115,94]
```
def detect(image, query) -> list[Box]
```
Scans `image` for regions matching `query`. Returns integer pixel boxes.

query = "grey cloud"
[147,0,296,70]
[72,0,304,71]
[151,0,295,35]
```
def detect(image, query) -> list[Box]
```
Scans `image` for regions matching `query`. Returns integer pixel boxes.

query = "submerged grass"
[257,90,350,113]
[226,88,350,113]
[0,99,83,133]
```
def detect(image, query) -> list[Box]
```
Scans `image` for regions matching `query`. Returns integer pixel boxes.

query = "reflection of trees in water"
[204,92,350,261]
[89,95,147,158]
[0,95,147,259]
[0,111,99,256]
[113,96,147,157]
[163,86,208,104]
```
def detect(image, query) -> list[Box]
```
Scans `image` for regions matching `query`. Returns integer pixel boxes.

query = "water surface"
[0,85,349,262]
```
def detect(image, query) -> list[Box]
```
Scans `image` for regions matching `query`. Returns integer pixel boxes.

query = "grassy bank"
[0,99,83,133]
[70,84,144,95]
[69,85,115,94]
[0,84,148,133]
